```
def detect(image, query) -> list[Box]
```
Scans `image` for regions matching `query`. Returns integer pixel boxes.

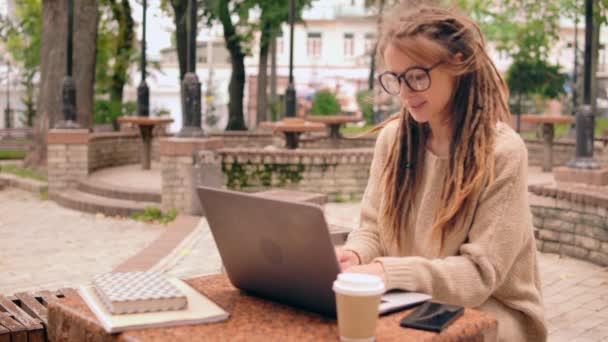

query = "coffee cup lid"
[333,273,385,296]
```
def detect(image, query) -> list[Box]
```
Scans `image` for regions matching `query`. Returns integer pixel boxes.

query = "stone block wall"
[209,131,275,148]
[217,148,374,201]
[524,139,608,168]
[47,130,90,192]
[160,137,224,215]
[530,183,608,266]
[88,132,162,172]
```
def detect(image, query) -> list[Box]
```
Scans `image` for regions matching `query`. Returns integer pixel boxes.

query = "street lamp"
[284,0,297,148]
[567,0,599,169]
[4,60,11,129]
[177,0,204,137]
[59,0,78,128]
[137,0,149,117]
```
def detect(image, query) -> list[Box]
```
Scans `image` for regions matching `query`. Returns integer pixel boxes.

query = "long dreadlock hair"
[371,4,511,250]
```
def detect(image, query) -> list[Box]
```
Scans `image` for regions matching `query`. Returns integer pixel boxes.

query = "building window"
[364,33,376,54]
[344,33,354,57]
[307,32,322,58]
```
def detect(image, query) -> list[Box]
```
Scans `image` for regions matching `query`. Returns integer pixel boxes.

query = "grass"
[0,150,27,160]
[132,207,178,225]
[340,124,377,136]
[0,164,47,181]
[0,138,32,144]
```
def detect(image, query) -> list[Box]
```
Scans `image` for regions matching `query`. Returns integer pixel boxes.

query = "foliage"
[0,163,47,181]
[310,91,341,116]
[0,0,41,127]
[132,207,178,225]
[222,161,305,189]
[268,98,282,122]
[93,100,137,129]
[0,150,27,160]
[506,59,567,100]
[356,90,374,124]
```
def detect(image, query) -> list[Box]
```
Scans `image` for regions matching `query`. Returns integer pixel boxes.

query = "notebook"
[93,272,188,315]
[80,277,229,333]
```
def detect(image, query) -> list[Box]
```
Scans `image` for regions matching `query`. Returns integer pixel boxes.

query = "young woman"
[336,4,546,341]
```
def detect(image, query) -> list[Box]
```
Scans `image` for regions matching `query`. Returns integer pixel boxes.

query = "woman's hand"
[335,247,360,271]
[343,262,388,286]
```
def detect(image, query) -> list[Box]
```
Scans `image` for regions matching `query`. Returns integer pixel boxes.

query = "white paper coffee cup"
[333,273,385,342]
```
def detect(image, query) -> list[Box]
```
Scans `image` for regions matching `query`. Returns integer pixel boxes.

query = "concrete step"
[51,189,159,217]
[77,178,161,203]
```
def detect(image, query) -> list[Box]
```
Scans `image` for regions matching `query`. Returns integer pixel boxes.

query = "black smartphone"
[400,301,464,333]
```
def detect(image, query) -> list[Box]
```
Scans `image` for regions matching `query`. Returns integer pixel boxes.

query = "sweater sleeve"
[341,122,394,264]
[376,137,531,308]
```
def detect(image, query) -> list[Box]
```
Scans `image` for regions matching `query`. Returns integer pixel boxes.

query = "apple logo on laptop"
[260,238,283,264]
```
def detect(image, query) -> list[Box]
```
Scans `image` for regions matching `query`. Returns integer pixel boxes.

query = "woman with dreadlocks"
[335,3,546,341]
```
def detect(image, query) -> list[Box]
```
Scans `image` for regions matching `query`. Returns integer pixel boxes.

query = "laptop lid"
[196,186,341,317]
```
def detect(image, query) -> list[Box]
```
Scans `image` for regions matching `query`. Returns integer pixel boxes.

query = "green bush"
[506,59,567,101]
[93,100,138,130]
[356,90,374,124]
[310,90,341,116]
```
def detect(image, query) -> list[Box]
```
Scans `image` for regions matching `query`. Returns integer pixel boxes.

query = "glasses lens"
[379,73,401,95]
[405,68,430,91]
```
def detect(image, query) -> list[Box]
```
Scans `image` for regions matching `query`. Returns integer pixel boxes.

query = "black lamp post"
[572,8,579,117]
[567,0,599,169]
[4,60,11,129]
[137,0,149,117]
[59,0,78,128]
[177,0,204,137]
[284,0,297,148]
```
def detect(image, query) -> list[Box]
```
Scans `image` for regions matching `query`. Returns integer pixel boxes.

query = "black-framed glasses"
[378,61,443,95]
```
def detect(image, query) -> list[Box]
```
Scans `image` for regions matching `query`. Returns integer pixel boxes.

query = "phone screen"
[400,302,464,332]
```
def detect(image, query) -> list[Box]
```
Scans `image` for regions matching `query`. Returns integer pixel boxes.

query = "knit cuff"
[342,241,377,265]
[374,257,421,291]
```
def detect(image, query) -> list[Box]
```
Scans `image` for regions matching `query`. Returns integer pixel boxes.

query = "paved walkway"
[0,188,164,295]
[2,165,608,340]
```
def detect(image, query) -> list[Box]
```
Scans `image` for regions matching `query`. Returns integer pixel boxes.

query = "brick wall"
[217,148,374,201]
[524,139,608,168]
[209,131,275,149]
[88,132,162,172]
[47,130,89,192]
[530,183,608,266]
[160,137,224,215]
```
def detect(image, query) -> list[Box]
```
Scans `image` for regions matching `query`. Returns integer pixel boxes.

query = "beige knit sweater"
[343,120,547,342]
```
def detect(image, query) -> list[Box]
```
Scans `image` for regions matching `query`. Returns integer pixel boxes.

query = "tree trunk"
[74,0,97,128]
[270,37,277,102]
[218,0,246,130]
[256,27,271,125]
[108,0,133,104]
[170,0,188,125]
[26,0,97,169]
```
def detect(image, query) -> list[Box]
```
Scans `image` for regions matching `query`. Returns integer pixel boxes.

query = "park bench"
[0,289,70,342]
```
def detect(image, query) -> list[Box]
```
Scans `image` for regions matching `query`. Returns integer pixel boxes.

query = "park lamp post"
[137,0,149,117]
[283,0,298,148]
[4,59,11,129]
[567,0,599,169]
[59,0,78,128]
[177,0,204,137]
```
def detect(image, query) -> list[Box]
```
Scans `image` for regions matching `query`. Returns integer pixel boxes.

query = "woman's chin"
[408,111,429,124]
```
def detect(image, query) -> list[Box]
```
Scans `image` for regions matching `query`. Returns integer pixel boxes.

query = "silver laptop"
[197,186,431,318]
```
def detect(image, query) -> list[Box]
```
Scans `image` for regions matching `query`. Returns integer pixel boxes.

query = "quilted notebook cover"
[93,272,188,314]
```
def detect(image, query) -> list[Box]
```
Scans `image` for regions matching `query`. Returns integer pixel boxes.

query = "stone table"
[305,115,364,139]
[266,118,325,149]
[48,274,498,341]
[521,115,574,172]
[117,117,174,170]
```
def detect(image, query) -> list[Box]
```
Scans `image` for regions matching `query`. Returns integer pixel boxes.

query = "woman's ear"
[452,52,464,64]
